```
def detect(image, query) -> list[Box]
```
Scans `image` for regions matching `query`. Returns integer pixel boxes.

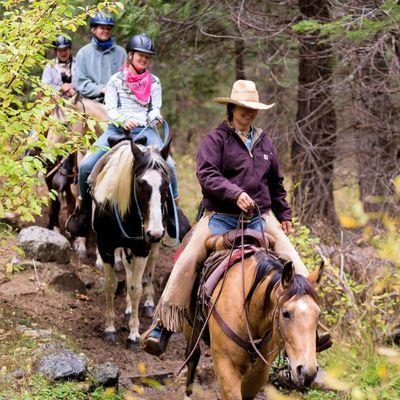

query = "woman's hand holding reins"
[236,192,255,213]
[281,220,293,235]
[124,118,140,130]
[149,116,164,128]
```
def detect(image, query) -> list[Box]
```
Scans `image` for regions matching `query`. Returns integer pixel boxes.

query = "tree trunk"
[235,38,246,80]
[291,0,338,225]
[349,1,400,215]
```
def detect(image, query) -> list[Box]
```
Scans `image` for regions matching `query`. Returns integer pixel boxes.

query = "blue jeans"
[208,213,266,235]
[78,124,179,200]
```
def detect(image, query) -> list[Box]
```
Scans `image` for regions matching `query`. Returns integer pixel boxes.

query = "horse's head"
[130,141,171,242]
[277,262,323,388]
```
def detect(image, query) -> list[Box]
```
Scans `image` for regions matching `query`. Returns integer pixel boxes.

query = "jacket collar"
[220,120,263,142]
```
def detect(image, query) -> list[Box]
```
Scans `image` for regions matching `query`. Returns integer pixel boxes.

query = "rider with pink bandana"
[67,34,179,237]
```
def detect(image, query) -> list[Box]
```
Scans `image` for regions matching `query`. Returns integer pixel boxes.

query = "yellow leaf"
[339,215,362,229]
[130,384,144,394]
[138,362,146,375]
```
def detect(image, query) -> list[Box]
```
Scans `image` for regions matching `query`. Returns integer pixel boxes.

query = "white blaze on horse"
[89,139,171,348]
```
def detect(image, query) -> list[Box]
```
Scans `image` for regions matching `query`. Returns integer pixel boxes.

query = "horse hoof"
[126,338,140,351]
[104,331,117,343]
[124,312,131,322]
[95,261,103,271]
[143,305,154,318]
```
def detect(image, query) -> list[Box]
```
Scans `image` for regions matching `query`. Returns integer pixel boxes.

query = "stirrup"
[141,320,172,357]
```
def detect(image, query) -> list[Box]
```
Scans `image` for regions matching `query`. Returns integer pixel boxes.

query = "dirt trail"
[0,200,269,399]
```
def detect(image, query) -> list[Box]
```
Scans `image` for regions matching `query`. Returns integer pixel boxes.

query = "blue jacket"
[73,41,126,99]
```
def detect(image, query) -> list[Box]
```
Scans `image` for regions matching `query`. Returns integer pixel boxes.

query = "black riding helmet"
[126,33,155,55]
[52,35,72,49]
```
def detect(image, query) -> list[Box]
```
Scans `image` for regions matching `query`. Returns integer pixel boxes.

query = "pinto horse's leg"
[74,237,87,264]
[114,247,124,272]
[123,256,132,320]
[142,243,160,318]
[94,246,103,270]
[125,255,148,350]
[103,261,118,343]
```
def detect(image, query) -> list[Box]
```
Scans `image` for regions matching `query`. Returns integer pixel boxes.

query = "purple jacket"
[196,122,292,221]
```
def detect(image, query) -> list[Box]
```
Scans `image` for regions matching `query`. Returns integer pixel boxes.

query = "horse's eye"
[282,310,291,319]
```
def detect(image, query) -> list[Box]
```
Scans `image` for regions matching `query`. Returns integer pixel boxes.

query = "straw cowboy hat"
[214,80,275,110]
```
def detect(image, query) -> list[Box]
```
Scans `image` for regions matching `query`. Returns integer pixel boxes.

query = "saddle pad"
[203,246,258,298]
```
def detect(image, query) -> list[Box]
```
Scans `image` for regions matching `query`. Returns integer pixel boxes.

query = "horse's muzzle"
[294,365,318,388]
[146,230,164,243]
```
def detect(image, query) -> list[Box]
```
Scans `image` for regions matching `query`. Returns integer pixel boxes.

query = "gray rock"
[50,272,86,293]
[90,362,120,389]
[17,226,72,264]
[36,349,87,381]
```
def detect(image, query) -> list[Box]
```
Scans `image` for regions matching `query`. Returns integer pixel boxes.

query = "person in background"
[66,34,179,238]
[41,35,76,97]
[73,11,126,102]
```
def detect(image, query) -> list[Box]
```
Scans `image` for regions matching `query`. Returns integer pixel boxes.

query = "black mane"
[245,251,318,313]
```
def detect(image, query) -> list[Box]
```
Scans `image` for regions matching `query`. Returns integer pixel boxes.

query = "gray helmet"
[52,35,72,49]
[90,11,115,27]
[126,33,155,55]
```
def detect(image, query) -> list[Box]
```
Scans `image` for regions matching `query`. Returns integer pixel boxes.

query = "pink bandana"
[121,65,153,105]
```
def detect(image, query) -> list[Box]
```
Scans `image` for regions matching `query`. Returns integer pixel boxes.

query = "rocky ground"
[0,205,229,399]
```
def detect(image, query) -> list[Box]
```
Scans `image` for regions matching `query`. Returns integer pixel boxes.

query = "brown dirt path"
[0,202,221,399]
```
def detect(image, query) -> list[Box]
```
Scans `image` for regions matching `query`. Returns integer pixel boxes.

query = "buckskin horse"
[183,236,324,400]
[88,138,172,347]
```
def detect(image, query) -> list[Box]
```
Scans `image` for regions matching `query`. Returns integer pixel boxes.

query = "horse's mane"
[93,142,170,217]
[245,251,318,313]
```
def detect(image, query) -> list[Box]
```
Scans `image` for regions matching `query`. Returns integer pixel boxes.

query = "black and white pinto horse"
[89,138,171,348]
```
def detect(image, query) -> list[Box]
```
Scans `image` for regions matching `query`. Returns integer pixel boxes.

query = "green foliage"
[0,0,122,222]
[292,0,400,43]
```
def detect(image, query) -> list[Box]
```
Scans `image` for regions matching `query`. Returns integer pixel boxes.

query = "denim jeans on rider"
[78,124,179,200]
[208,213,266,236]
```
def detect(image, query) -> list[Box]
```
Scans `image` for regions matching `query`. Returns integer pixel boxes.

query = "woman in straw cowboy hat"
[141,80,312,355]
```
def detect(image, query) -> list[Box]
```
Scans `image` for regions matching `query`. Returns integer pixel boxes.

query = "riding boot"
[141,320,172,357]
[316,331,332,352]
[66,196,92,237]
[166,194,191,242]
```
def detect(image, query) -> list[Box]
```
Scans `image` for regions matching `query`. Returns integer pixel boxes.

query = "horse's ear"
[160,138,172,161]
[130,141,143,163]
[308,260,324,285]
[281,261,294,288]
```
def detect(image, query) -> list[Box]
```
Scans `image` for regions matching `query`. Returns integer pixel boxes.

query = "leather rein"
[179,206,286,373]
